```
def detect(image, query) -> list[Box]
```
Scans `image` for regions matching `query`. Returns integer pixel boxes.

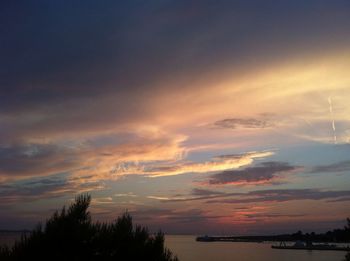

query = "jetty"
[196,236,350,251]
[196,235,263,243]
[271,241,350,251]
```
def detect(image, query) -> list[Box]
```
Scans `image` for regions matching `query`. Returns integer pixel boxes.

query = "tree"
[0,194,178,261]
[344,252,350,261]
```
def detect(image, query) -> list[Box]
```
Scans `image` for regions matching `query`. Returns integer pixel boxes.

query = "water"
[1,232,347,260]
[165,235,347,261]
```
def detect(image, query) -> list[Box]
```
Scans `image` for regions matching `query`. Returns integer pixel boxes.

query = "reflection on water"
[165,235,346,261]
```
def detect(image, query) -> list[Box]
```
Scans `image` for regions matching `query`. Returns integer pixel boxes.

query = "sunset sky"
[1,0,350,234]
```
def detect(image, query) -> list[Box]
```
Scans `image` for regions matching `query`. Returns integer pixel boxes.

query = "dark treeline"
[286,219,350,243]
[0,194,178,261]
[245,218,350,243]
[198,218,350,243]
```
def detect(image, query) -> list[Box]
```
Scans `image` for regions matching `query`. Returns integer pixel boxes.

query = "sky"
[0,0,350,235]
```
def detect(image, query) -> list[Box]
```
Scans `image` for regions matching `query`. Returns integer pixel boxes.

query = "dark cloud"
[125,207,235,234]
[310,160,350,173]
[243,213,306,219]
[209,161,298,185]
[207,189,350,204]
[326,197,350,203]
[0,174,102,205]
[214,118,273,129]
[0,176,67,205]
[131,207,225,224]
[0,143,79,177]
[191,188,225,196]
[159,188,350,204]
[1,1,350,142]
[160,188,241,203]
[0,132,184,179]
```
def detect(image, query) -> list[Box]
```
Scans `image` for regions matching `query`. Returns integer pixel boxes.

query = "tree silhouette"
[0,194,178,261]
[344,252,350,261]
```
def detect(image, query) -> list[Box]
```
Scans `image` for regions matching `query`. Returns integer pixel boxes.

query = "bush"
[0,194,178,261]
[344,252,350,261]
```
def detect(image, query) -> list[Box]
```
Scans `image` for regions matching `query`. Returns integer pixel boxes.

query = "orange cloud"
[111,150,274,178]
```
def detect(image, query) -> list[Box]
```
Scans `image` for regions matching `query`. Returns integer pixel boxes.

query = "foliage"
[0,194,178,261]
[288,218,350,243]
[344,252,350,261]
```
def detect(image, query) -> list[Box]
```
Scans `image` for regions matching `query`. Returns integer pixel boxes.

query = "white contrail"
[327,97,331,109]
[328,96,337,144]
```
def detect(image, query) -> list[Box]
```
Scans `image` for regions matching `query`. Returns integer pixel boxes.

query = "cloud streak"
[144,151,274,177]
[207,189,350,204]
[156,188,350,204]
[209,161,298,185]
[130,207,226,224]
[0,143,80,179]
[0,174,103,206]
[214,117,273,130]
[328,96,337,144]
[0,131,186,182]
[310,160,350,173]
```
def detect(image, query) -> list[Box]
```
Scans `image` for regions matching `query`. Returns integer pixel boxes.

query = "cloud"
[214,117,273,129]
[0,174,103,205]
[207,189,350,204]
[143,150,274,177]
[114,192,137,198]
[130,207,225,224]
[0,129,274,186]
[0,2,349,186]
[1,1,350,145]
[310,160,350,173]
[154,189,240,203]
[155,188,350,204]
[191,188,225,196]
[242,213,306,219]
[147,196,173,201]
[0,143,80,179]
[0,130,186,182]
[1,1,350,232]
[91,197,114,205]
[209,161,299,185]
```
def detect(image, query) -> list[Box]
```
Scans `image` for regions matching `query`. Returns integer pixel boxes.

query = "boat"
[271,241,350,251]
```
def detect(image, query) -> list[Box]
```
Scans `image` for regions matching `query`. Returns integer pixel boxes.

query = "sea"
[0,232,347,260]
[165,235,347,261]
